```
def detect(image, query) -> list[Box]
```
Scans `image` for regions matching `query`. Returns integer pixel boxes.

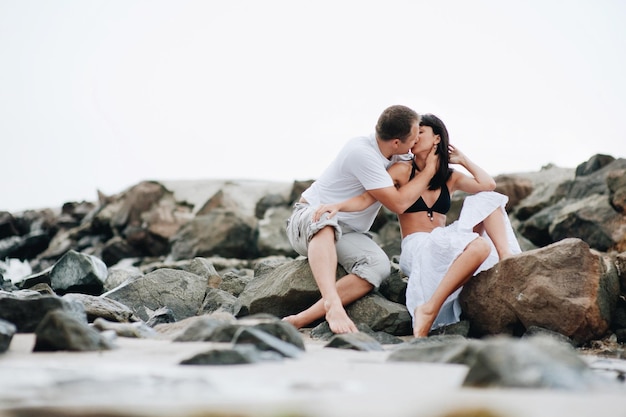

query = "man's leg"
[299,226,359,334]
[283,272,373,332]
[284,229,385,333]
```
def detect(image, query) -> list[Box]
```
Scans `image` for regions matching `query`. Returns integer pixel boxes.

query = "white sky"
[1,0,625,212]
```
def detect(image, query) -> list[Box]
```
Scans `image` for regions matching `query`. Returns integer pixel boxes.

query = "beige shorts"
[285,203,390,287]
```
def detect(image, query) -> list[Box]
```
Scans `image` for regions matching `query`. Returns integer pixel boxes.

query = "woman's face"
[412,125,440,153]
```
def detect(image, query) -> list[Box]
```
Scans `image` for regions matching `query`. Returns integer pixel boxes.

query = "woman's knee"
[469,237,491,260]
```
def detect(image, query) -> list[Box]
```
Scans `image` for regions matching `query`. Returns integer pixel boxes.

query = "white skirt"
[399,191,522,330]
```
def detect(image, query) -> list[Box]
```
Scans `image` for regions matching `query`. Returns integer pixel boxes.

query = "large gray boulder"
[169,209,258,260]
[238,258,410,335]
[102,268,207,322]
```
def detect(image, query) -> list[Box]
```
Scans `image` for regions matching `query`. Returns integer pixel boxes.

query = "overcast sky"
[1,0,625,212]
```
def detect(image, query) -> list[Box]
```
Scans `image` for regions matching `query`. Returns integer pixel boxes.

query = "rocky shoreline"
[1,153,626,415]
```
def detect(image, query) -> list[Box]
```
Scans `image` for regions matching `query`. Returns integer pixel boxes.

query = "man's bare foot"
[413,304,436,338]
[324,300,358,334]
[282,314,306,329]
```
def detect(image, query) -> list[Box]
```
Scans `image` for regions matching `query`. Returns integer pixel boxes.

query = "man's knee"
[313,225,337,241]
[336,232,391,287]
[350,252,390,288]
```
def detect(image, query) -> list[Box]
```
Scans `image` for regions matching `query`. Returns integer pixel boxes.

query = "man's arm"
[313,146,439,219]
[312,191,376,221]
[369,147,438,213]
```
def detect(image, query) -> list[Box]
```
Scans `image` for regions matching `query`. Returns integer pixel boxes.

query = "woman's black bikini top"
[404,160,451,220]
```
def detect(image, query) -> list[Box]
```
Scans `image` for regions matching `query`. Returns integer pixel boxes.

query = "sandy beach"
[1,333,626,417]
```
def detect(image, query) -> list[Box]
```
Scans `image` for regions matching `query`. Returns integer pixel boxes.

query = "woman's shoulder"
[389,160,412,185]
[389,160,412,174]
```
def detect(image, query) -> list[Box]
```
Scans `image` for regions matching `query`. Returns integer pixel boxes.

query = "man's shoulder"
[345,133,375,146]
[342,134,379,156]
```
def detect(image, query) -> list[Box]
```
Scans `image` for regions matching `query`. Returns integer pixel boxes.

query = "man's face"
[397,122,419,154]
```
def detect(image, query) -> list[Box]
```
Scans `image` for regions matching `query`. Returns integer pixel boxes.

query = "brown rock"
[459,238,619,345]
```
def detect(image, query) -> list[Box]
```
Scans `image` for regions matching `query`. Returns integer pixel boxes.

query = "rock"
[102,268,207,322]
[387,335,475,364]
[0,319,16,353]
[257,206,298,257]
[254,193,288,219]
[388,333,617,391]
[173,314,239,342]
[199,288,242,316]
[180,344,283,365]
[549,194,626,252]
[146,306,177,327]
[462,335,608,390]
[377,265,408,305]
[575,154,616,177]
[238,313,305,350]
[511,164,575,221]
[324,332,385,351]
[607,168,626,213]
[238,258,330,318]
[0,211,19,239]
[62,293,139,323]
[494,174,534,211]
[232,326,303,358]
[346,292,411,336]
[49,250,108,295]
[218,269,253,297]
[169,209,258,260]
[33,309,115,352]
[0,291,87,333]
[103,263,144,291]
[91,317,157,338]
[459,238,619,345]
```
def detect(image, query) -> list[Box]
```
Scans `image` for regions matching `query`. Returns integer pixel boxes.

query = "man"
[284,104,437,334]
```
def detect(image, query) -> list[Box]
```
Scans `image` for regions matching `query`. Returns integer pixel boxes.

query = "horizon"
[5,151,613,213]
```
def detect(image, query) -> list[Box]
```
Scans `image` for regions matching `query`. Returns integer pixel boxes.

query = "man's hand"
[424,144,439,173]
[312,203,341,222]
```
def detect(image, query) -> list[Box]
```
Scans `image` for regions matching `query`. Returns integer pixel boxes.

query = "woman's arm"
[448,144,496,193]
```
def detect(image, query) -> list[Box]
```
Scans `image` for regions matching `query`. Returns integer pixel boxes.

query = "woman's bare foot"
[413,304,437,338]
[499,251,514,260]
[324,300,358,334]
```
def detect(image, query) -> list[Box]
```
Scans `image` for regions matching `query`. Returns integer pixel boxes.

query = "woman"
[314,114,521,337]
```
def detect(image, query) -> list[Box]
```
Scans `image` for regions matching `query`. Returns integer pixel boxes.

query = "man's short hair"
[376,105,420,142]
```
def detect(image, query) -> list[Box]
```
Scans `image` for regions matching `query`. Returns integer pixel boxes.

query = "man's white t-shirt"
[301,134,394,232]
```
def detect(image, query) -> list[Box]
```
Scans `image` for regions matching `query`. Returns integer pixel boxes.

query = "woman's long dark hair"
[420,113,453,190]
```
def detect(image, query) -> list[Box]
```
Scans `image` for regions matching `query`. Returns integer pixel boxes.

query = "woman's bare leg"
[413,237,491,337]
[481,207,515,260]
